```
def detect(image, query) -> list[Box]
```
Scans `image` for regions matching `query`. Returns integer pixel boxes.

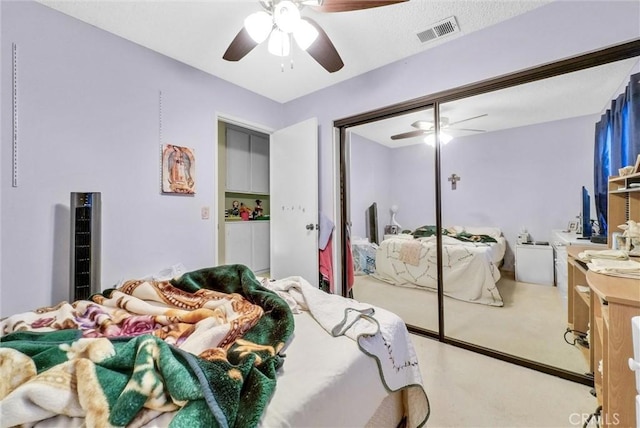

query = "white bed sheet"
[259,311,394,427]
[490,237,507,264]
[26,311,402,428]
[260,275,429,428]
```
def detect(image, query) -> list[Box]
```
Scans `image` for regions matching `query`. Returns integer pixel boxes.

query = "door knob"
[306,223,315,230]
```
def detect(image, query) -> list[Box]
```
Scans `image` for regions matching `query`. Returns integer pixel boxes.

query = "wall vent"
[417,16,460,44]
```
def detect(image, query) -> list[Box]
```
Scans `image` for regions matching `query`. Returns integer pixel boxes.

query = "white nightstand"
[515,243,554,285]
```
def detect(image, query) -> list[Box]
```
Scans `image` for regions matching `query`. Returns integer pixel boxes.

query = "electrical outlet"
[201,206,210,220]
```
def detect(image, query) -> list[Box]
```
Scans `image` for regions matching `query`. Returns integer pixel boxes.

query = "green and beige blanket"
[0,264,294,428]
[411,225,498,243]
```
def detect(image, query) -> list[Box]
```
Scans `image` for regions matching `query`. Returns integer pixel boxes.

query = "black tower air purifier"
[69,192,101,301]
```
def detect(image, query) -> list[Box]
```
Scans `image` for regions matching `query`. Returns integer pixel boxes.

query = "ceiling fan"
[390,114,489,140]
[222,0,408,73]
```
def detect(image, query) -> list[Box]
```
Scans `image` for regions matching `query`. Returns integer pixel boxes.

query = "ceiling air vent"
[417,16,460,44]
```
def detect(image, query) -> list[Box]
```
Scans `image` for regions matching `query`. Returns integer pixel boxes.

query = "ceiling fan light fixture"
[268,29,291,56]
[244,11,273,43]
[293,19,319,50]
[424,132,453,147]
[274,0,301,33]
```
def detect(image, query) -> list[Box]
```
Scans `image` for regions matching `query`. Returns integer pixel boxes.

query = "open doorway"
[216,117,321,286]
[217,120,271,275]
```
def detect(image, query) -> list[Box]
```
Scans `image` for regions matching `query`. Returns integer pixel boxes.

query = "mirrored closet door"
[338,41,640,381]
[347,106,441,333]
[440,56,640,375]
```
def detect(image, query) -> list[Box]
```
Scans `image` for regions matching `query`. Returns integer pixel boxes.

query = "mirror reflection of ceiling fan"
[222,0,408,73]
[390,114,489,140]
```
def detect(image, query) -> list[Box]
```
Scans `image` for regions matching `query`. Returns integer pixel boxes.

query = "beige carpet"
[353,270,590,374]
[412,333,599,427]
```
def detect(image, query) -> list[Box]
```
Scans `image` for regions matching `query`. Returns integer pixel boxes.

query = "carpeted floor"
[412,333,599,427]
[352,270,590,374]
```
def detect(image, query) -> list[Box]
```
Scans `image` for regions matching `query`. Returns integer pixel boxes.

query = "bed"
[371,226,506,307]
[0,265,430,428]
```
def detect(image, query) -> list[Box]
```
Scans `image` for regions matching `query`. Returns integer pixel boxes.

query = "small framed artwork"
[161,144,195,194]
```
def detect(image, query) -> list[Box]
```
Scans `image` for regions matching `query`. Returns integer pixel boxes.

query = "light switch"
[201,206,210,220]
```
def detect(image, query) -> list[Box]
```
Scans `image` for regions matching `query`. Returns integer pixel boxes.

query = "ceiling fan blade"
[302,18,344,73]
[391,129,426,140]
[223,27,260,62]
[312,0,408,13]
[450,128,486,133]
[447,114,488,127]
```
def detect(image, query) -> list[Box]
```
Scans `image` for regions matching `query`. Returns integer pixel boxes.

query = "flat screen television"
[366,202,379,245]
[581,186,592,238]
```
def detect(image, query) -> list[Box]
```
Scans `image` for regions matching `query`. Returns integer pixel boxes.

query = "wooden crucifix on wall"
[448,173,461,190]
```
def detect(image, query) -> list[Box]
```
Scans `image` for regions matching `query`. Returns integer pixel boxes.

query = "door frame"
[215,113,325,284]
[214,113,275,267]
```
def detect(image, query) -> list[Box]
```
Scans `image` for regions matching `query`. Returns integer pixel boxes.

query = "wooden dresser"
[567,246,640,427]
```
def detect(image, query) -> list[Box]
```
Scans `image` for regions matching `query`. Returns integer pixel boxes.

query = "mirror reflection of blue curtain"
[594,71,640,236]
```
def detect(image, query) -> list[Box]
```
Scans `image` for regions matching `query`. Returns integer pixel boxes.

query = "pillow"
[393,233,414,240]
[461,226,502,239]
[449,226,465,235]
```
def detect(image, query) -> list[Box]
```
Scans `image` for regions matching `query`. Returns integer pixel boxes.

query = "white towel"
[578,249,629,262]
[587,258,640,278]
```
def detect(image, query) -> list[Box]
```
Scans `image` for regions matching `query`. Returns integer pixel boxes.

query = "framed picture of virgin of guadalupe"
[161,144,196,194]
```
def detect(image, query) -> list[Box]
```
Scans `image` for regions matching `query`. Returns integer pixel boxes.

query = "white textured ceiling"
[36,0,552,103]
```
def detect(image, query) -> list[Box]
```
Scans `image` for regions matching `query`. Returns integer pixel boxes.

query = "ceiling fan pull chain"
[280,32,288,72]
[289,33,294,70]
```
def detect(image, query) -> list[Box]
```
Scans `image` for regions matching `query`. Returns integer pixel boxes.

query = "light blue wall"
[439,115,599,255]
[348,133,393,241]
[1,1,283,315]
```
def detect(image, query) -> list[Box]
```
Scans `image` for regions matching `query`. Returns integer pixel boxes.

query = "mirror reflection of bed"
[351,223,584,372]
[343,58,640,376]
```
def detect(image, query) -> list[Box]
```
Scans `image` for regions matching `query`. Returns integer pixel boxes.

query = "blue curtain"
[593,71,640,237]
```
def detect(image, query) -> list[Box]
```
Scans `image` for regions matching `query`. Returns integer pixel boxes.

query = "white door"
[250,134,270,194]
[270,118,319,286]
[225,128,251,192]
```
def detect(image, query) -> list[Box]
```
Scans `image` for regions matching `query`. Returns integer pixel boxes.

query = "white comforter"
[374,235,504,306]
